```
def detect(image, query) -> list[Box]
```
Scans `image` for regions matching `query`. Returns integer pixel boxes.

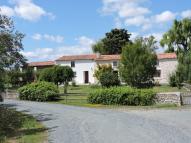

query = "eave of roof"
[28,61,55,67]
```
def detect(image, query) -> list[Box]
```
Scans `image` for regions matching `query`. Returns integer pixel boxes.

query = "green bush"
[88,86,156,106]
[0,94,3,102]
[169,73,177,87]
[18,81,59,101]
[100,72,120,87]
[0,106,23,142]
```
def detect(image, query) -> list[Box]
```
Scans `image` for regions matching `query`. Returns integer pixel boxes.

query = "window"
[71,61,75,67]
[113,61,118,67]
[154,70,161,77]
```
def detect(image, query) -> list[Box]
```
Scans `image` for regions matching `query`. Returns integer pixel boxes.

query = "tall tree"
[160,18,191,53]
[0,14,26,92]
[92,28,131,54]
[120,37,157,88]
[161,18,191,85]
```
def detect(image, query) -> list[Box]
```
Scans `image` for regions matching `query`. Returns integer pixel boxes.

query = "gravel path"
[2,99,191,143]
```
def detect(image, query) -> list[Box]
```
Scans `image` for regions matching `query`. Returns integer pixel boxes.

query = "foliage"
[18,81,59,101]
[169,73,177,87]
[161,18,191,86]
[92,28,131,54]
[88,86,156,106]
[5,68,34,88]
[0,14,26,92]
[39,66,74,93]
[99,71,120,87]
[0,106,46,142]
[160,18,191,53]
[0,94,3,102]
[0,106,23,141]
[39,66,74,85]
[120,37,157,88]
[39,67,54,82]
[94,64,120,87]
[94,64,113,81]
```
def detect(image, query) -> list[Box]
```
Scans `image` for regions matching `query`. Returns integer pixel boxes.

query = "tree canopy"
[120,37,157,88]
[160,18,191,53]
[0,14,26,92]
[161,18,191,86]
[92,28,131,54]
[39,66,74,93]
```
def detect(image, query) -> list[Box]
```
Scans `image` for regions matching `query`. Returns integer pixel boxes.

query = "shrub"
[0,94,3,102]
[99,72,120,87]
[0,106,23,142]
[88,86,156,106]
[18,81,59,101]
[169,73,177,87]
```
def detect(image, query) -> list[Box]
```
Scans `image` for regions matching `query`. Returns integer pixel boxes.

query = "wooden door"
[84,71,89,84]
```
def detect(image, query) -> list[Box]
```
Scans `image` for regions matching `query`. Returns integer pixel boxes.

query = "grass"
[153,85,187,93]
[51,85,186,109]
[0,106,47,143]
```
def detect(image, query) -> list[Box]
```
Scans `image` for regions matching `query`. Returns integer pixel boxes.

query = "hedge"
[88,86,156,106]
[18,81,59,102]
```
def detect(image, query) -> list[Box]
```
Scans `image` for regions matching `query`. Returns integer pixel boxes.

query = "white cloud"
[125,16,149,26]
[155,11,176,23]
[32,33,64,43]
[23,36,95,61]
[101,0,150,17]
[0,0,55,22]
[0,5,15,17]
[181,10,191,18]
[32,33,42,40]
[44,34,64,43]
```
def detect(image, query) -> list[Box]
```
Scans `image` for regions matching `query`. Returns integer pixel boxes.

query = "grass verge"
[0,105,47,143]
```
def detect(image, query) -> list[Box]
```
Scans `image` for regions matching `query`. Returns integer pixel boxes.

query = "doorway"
[84,71,89,84]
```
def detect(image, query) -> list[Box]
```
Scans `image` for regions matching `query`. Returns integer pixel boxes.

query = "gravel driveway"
[2,99,191,143]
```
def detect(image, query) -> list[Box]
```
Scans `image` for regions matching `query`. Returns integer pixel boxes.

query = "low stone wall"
[155,92,181,106]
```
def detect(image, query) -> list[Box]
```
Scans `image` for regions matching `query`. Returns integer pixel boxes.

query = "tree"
[160,18,191,54]
[0,14,26,92]
[94,64,113,81]
[39,66,74,93]
[161,18,191,85]
[120,37,157,88]
[92,28,131,54]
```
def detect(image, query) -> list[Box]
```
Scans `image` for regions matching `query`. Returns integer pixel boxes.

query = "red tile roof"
[96,55,120,61]
[28,61,55,67]
[56,54,97,61]
[157,53,177,60]
[56,53,176,61]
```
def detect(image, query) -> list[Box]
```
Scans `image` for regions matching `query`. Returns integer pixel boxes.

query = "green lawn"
[53,85,186,108]
[153,85,187,93]
[0,106,47,143]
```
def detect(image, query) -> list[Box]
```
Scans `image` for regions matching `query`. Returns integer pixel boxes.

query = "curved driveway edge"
[2,99,191,143]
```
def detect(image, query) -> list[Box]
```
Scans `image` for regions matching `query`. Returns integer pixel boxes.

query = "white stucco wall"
[56,58,178,85]
[154,58,178,84]
[56,60,96,84]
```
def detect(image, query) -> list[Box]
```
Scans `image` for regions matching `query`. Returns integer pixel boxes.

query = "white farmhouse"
[29,53,178,85]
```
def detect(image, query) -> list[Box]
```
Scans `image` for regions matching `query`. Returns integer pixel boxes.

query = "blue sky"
[0,0,191,62]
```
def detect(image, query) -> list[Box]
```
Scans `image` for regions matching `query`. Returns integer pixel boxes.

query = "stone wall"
[155,92,181,106]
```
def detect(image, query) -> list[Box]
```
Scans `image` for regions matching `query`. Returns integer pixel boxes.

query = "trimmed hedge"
[18,81,59,102]
[88,86,156,106]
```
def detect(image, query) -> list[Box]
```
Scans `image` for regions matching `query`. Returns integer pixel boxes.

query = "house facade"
[29,53,178,85]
